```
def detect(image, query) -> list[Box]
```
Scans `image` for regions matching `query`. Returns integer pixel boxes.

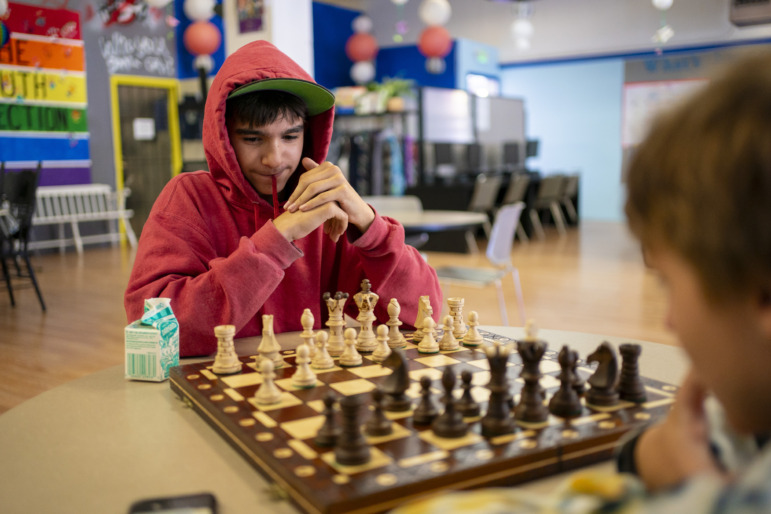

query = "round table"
[0,327,686,514]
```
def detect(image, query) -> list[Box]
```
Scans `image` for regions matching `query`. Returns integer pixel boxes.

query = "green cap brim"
[227,78,335,116]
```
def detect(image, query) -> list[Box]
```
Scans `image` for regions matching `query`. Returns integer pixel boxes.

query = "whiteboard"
[622,79,707,148]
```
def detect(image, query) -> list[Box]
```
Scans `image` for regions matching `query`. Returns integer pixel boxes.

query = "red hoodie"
[124,41,442,356]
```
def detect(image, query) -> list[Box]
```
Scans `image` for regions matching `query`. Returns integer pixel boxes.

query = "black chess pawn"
[413,375,439,425]
[335,394,371,466]
[365,388,393,436]
[381,349,412,412]
[481,344,515,437]
[548,346,583,419]
[455,369,481,417]
[585,342,620,407]
[514,340,549,424]
[431,367,468,438]
[315,391,341,447]
[618,343,647,403]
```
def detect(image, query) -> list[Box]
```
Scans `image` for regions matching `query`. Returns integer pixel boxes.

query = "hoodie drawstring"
[271,175,280,219]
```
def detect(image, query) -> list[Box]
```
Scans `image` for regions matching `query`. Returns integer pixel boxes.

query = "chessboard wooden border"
[170,330,674,514]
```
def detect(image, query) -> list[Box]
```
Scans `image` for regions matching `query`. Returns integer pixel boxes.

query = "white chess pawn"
[255,358,282,404]
[311,330,335,370]
[292,344,317,388]
[522,319,538,342]
[462,311,483,347]
[371,324,392,363]
[212,325,241,374]
[339,328,363,367]
[386,298,407,349]
[439,315,460,351]
[418,317,439,354]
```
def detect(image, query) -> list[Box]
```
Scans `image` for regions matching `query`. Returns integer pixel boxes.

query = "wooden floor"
[0,220,677,414]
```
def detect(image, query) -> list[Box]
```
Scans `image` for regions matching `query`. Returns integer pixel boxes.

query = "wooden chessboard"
[169,329,677,514]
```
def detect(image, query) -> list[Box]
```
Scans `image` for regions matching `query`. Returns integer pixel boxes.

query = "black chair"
[1,163,46,311]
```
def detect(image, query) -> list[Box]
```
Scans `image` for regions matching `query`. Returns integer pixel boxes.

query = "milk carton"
[125,298,180,381]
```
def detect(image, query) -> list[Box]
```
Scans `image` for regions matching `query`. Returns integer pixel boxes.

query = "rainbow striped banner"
[1,2,88,186]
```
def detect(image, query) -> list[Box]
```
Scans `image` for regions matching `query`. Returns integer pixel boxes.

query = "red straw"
[271,175,279,219]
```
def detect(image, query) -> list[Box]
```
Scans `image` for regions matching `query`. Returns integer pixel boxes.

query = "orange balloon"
[183,21,221,56]
[418,26,452,58]
[345,33,378,62]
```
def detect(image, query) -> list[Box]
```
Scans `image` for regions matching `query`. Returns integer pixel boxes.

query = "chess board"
[169,330,677,514]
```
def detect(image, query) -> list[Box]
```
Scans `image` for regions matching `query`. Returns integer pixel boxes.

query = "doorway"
[110,76,181,237]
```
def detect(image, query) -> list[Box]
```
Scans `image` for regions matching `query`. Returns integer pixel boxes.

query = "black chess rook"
[618,343,647,403]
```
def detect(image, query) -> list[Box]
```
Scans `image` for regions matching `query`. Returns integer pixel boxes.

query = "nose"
[261,140,282,169]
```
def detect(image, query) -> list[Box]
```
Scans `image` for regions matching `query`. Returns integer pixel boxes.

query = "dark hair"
[625,50,771,302]
[225,89,308,128]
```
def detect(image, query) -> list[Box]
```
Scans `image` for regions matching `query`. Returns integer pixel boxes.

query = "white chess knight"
[439,315,460,351]
[371,324,392,363]
[255,358,282,404]
[413,295,433,342]
[522,319,539,341]
[339,327,363,367]
[311,330,335,370]
[292,344,317,388]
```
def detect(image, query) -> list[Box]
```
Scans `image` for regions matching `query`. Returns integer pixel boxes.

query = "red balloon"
[183,21,221,56]
[418,26,452,58]
[345,33,378,62]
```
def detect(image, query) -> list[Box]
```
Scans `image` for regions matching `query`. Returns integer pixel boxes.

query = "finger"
[285,158,322,209]
[286,161,338,211]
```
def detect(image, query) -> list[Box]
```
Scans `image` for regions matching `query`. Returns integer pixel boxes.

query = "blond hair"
[625,50,771,302]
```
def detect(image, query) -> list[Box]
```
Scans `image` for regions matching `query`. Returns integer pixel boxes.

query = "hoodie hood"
[203,40,335,207]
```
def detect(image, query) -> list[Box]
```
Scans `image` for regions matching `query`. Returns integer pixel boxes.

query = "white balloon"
[652,0,673,10]
[0,0,8,17]
[351,61,375,84]
[193,54,214,73]
[146,0,172,7]
[425,57,446,74]
[511,18,534,39]
[352,15,373,34]
[391,0,409,5]
[419,0,451,27]
[514,36,531,50]
[183,0,215,21]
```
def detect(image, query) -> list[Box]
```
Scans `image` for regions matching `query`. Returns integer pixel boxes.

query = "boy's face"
[227,114,305,197]
[648,244,771,433]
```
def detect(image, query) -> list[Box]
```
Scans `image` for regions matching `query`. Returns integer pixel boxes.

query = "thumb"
[302,157,318,171]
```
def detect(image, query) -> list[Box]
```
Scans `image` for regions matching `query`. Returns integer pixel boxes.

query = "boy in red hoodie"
[125,41,442,356]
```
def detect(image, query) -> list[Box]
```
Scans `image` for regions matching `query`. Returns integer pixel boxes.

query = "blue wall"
[312,2,359,89]
[455,38,500,90]
[501,59,624,222]
[376,44,456,88]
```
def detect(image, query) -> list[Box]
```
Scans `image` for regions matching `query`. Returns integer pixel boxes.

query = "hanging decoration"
[0,0,8,16]
[651,0,674,52]
[417,0,452,74]
[99,0,147,27]
[182,0,221,99]
[391,0,408,43]
[511,1,534,51]
[345,14,378,85]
